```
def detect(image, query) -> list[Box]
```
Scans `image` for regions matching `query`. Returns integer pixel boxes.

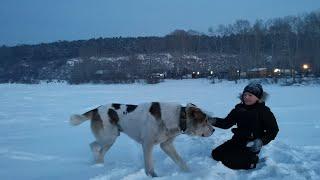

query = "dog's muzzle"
[202,125,215,137]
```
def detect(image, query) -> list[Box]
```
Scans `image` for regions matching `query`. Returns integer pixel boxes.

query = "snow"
[0,79,320,180]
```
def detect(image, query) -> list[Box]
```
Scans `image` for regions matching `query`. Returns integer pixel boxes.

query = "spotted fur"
[70,102,214,177]
[149,102,161,120]
[108,108,119,124]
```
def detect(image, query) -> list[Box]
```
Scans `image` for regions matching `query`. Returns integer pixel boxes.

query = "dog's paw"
[146,170,158,177]
[91,163,104,168]
[94,158,104,164]
[181,165,190,172]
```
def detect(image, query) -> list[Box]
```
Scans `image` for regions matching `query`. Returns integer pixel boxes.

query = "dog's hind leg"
[90,114,119,164]
[91,126,119,164]
[90,141,103,164]
[160,138,190,172]
[99,135,117,161]
[90,133,118,164]
[90,138,117,164]
[142,142,158,177]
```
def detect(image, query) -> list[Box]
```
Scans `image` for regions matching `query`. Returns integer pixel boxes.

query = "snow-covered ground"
[0,79,319,180]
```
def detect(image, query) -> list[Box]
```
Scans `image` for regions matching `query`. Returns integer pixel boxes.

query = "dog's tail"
[70,107,101,126]
[70,114,89,126]
[70,109,97,126]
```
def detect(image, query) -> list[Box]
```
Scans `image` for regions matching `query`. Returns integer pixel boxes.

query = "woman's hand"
[246,138,263,152]
[208,117,217,126]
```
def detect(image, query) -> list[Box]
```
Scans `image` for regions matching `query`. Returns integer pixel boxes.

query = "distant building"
[247,68,268,78]
[150,73,166,79]
[273,68,296,77]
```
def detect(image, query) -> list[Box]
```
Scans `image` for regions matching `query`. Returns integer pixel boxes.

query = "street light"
[302,63,310,77]
[273,68,281,78]
[274,68,280,73]
[236,70,240,79]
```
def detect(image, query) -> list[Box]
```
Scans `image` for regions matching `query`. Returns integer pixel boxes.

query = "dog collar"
[179,107,187,133]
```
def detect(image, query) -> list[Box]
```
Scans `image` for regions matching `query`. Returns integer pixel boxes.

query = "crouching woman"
[209,83,279,169]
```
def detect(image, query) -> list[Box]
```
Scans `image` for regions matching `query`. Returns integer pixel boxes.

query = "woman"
[209,82,279,169]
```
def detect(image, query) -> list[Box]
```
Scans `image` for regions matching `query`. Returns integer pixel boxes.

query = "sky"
[1,0,320,46]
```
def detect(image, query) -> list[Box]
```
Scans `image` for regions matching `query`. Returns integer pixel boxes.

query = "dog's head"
[184,103,214,137]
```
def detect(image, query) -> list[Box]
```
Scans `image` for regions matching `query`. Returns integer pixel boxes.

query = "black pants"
[211,139,259,170]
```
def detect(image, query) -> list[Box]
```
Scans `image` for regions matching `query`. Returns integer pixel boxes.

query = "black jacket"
[214,102,279,145]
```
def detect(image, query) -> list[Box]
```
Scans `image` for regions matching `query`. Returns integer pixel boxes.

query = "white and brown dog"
[70,102,214,177]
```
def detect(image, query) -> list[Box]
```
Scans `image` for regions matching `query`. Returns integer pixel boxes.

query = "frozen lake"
[0,79,319,179]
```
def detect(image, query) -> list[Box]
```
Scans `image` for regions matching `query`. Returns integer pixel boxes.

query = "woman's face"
[242,92,259,105]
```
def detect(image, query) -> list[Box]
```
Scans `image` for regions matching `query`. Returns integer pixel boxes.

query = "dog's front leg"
[160,138,190,172]
[142,142,157,177]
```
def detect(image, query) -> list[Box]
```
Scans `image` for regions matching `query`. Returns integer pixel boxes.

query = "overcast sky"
[1,0,320,46]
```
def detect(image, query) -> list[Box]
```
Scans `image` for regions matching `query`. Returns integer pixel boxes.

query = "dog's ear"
[186,103,197,108]
[188,107,206,122]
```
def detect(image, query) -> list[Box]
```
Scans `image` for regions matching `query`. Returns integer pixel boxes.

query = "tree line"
[0,10,319,83]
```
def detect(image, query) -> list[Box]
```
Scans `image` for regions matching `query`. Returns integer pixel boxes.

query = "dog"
[70,102,214,177]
